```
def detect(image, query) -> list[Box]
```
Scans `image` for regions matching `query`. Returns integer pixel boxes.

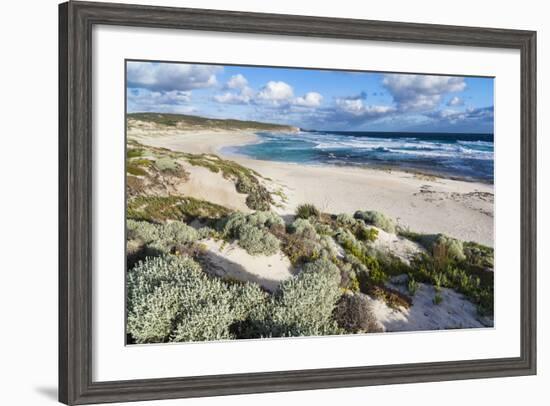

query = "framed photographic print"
[59,1,536,404]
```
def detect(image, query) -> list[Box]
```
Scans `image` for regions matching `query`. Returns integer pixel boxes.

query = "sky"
[126,60,494,133]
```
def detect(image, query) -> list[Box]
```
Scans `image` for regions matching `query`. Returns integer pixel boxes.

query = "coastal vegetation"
[127,112,298,132]
[125,118,494,343]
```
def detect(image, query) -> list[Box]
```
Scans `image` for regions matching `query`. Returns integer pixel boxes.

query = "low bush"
[219,211,284,238]
[127,196,230,223]
[289,218,318,239]
[354,210,396,233]
[127,148,144,158]
[126,162,148,177]
[237,224,280,256]
[217,211,284,256]
[127,255,269,343]
[355,224,379,242]
[266,259,342,337]
[334,293,382,333]
[407,276,419,296]
[463,241,494,268]
[432,234,465,265]
[127,219,199,254]
[368,285,412,309]
[295,203,320,219]
[336,213,356,226]
[155,156,178,172]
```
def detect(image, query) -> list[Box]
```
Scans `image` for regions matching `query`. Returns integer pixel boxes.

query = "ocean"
[223,130,494,183]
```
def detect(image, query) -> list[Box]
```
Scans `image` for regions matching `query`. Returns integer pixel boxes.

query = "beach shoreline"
[129,129,494,246]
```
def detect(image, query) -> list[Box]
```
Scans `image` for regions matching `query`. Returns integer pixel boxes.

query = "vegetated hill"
[127,112,299,132]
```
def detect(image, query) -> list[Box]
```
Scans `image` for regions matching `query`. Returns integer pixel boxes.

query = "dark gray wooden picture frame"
[59,1,537,404]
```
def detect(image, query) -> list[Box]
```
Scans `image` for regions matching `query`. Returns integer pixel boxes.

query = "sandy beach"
[130,130,494,246]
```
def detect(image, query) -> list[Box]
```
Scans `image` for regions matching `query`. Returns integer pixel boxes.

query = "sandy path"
[200,239,294,292]
[370,282,492,332]
[131,130,494,246]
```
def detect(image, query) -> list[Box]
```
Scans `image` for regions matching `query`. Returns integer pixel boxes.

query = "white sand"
[200,239,294,292]
[175,161,251,212]
[369,282,492,332]
[131,129,494,246]
[367,227,426,265]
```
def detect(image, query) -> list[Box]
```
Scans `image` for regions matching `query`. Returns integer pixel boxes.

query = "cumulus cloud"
[226,74,248,90]
[214,74,255,104]
[215,78,323,109]
[214,86,255,104]
[447,96,464,107]
[257,81,294,103]
[293,92,323,107]
[335,98,396,118]
[127,61,220,92]
[382,74,466,112]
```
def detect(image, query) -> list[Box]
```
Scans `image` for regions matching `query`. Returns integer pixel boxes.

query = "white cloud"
[293,92,323,107]
[382,74,466,112]
[226,74,248,90]
[257,81,294,103]
[447,96,464,107]
[214,77,323,110]
[128,88,192,107]
[127,61,220,92]
[127,88,197,114]
[214,86,254,104]
[214,76,255,104]
[335,98,396,117]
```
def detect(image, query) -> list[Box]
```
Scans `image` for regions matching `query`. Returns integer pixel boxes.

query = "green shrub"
[433,293,443,305]
[295,203,320,219]
[314,222,334,236]
[355,224,379,242]
[432,234,465,266]
[336,213,356,226]
[126,162,148,177]
[354,210,396,233]
[245,187,272,211]
[280,233,321,264]
[407,276,419,296]
[127,148,144,158]
[334,293,382,333]
[463,241,494,268]
[127,196,230,223]
[237,224,280,256]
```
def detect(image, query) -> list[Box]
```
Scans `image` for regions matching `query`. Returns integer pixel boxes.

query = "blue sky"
[126,61,494,133]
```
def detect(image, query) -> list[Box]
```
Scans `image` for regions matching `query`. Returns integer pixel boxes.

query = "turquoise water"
[223,130,494,183]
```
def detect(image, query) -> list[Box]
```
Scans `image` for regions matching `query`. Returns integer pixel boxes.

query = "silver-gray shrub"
[237,224,280,256]
[220,211,284,237]
[127,255,269,343]
[219,211,283,256]
[267,258,343,337]
[354,210,396,233]
[127,220,199,253]
[289,218,318,239]
[336,213,356,226]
